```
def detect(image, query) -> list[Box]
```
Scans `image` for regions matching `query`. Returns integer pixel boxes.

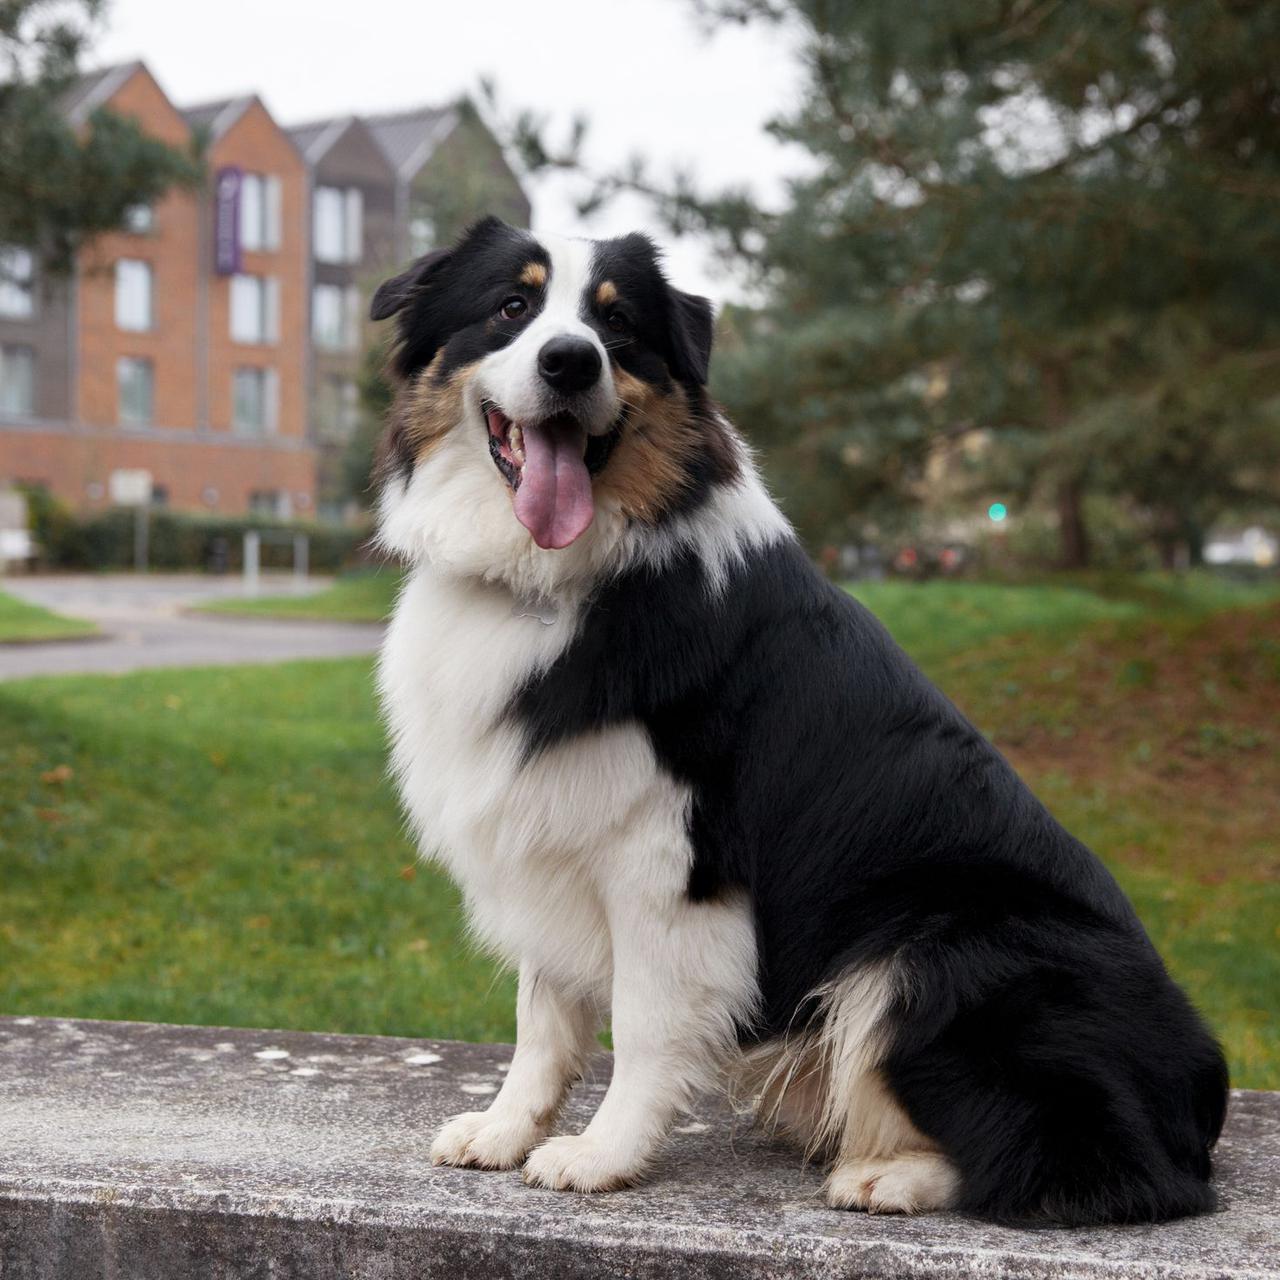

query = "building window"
[233,366,279,436]
[0,344,35,416]
[240,173,282,252]
[230,274,280,345]
[316,373,360,441]
[115,259,153,331]
[312,283,360,351]
[248,489,291,519]
[117,357,154,426]
[313,186,363,264]
[0,247,35,319]
[123,203,155,234]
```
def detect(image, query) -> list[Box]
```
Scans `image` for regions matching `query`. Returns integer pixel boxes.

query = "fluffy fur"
[373,216,1228,1223]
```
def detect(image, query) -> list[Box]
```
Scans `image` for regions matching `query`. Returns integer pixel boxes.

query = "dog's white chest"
[378,567,691,989]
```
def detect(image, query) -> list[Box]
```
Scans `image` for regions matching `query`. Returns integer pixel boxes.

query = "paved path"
[0,574,382,680]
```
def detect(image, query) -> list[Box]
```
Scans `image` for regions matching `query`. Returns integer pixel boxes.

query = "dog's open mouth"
[484,400,621,551]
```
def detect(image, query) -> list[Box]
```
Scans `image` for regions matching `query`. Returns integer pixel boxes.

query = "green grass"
[0,588,97,643]
[0,661,510,1040]
[2,574,1277,1087]
[197,571,400,623]
[848,579,1144,661]
[196,565,1280,641]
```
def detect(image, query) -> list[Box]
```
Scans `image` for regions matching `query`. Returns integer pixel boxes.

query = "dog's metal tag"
[511,598,560,626]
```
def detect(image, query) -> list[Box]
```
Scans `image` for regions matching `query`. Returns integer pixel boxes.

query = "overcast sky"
[94,0,809,300]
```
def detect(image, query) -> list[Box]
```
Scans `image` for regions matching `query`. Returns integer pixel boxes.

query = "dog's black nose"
[537,336,602,395]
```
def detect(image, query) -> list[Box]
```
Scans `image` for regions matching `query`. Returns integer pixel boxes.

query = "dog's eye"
[605,309,631,334]
[499,296,528,321]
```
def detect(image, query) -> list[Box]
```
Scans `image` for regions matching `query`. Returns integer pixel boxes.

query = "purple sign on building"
[214,166,242,276]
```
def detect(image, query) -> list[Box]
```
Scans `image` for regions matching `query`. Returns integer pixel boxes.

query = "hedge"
[23,491,371,573]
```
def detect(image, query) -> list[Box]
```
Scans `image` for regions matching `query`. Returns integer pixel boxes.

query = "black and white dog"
[372,216,1228,1224]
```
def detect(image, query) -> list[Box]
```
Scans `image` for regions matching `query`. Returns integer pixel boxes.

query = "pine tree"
[523,1,1280,563]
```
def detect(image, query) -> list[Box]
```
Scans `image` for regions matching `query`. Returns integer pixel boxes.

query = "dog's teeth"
[510,425,525,465]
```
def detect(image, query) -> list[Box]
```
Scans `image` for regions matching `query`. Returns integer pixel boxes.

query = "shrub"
[30,501,371,573]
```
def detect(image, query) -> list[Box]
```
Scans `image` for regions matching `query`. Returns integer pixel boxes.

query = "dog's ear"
[370,248,452,322]
[667,287,715,387]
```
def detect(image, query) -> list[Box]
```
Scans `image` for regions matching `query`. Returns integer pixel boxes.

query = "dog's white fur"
[378,233,956,1207]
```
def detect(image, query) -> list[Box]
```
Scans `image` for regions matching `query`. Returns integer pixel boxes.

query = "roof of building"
[364,105,460,180]
[58,61,146,126]
[180,96,257,142]
[286,117,347,163]
[285,115,393,173]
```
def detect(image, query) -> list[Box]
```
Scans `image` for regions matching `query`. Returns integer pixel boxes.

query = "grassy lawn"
[0,588,97,644]
[196,570,400,622]
[1,573,1276,1088]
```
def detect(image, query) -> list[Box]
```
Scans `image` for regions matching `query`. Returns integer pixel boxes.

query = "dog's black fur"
[513,534,1228,1225]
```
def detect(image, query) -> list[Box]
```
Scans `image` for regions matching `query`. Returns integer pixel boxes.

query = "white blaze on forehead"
[534,232,597,337]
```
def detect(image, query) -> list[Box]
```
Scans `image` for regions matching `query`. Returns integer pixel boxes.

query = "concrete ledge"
[0,1017,1276,1279]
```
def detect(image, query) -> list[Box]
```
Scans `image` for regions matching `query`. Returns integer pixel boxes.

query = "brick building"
[0,64,315,517]
[182,93,313,517]
[287,116,397,517]
[0,64,530,520]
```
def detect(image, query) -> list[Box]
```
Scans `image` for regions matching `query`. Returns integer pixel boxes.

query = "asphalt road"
[0,574,383,680]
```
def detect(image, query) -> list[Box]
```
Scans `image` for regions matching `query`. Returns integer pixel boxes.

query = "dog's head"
[371,217,736,579]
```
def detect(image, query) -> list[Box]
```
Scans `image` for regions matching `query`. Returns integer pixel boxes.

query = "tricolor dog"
[372,216,1227,1223]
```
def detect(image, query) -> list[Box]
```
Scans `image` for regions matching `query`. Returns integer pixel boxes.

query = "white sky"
[94,0,809,301]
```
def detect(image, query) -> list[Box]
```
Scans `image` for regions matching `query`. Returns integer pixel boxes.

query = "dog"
[372,216,1228,1224]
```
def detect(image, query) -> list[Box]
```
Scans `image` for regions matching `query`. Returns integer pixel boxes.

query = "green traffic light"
[988,502,1008,522]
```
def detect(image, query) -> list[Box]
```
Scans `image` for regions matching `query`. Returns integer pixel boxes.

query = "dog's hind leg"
[755,967,959,1215]
[822,1064,959,1214]
[432,961,598,1170]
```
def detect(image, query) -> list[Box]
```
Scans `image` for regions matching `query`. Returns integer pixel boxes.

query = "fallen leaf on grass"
[40,764,73,785]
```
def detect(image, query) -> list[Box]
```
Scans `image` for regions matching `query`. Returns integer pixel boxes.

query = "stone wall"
[0,1016,1275,1280]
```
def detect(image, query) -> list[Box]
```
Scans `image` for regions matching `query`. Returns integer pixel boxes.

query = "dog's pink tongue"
[513,417,594,549]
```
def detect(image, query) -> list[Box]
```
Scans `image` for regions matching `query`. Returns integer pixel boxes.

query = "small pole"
[244,530,260,595]
[134,505,149,573]
[293,533,309,586]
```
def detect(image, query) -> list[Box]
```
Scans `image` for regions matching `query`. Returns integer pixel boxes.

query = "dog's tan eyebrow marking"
[596,280,618,307]
[519,261,548,288]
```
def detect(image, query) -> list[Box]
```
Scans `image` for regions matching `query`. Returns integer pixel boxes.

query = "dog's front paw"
[431,1110,542,1171]
[522,1133,643,1193]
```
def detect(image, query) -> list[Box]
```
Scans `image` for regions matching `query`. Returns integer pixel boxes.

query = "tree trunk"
[1184,517,1206,568]
[1056,477,1091,570]
[1155,507,1180,571]
[1040,358,1091,570]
